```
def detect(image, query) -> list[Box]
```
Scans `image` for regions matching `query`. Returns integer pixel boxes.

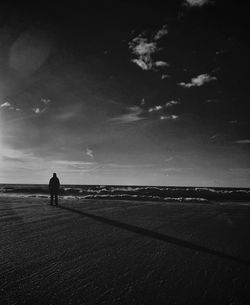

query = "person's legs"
[55,194,58,206]
[50,194,54,205]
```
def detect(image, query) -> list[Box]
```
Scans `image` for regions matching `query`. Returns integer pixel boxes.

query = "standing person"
[49,173,60,206]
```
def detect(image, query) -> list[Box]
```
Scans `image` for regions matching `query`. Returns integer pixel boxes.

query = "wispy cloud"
[233,139,250,144]
[154,25,168,40]
[162,167,183,172]
[210,134,220,139]
[0,102,11,108]
[161,167,183,174]
[0,149,97,174]
[148,101,179,113]
[0,148,41,170]
[3,158,96,174]
[184,0,209,7]
[0,149,34,161]
[32,98,51,115]
[0,101,20,111]
[102,163,155,170]
[32,107,45,114]
[178,74,217,88]
[160,115,179,120]
[86,147,94,159]
[0,98,51,125]
[161,74,171,80]
[109,106,144,124]
[41,98,51,105]
[129,38,157,70]
[129,25,168,71]
[154,61,169,68]
[131,58,150,71]
[148,105,163,112]
[165,100,180,108]
[147,102,180,120]
[55,160,96,167]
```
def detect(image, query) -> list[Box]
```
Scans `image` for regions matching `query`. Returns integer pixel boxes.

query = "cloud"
[129,25,168,71]
[55,160,96,167]
[178,74,217,88]
[148,101,179,114]
[233,139,250,144]
[32,98,51,115]
[165,100,180,107]
[154,61,169,68]
[129,38,157,71]
[161,74,171,80]
[154,25,168,40]
[13,159,99,173]
[32,108,43,114]
[160,115,179,120]
[86,147,94,159]
[102,163,155,170]
[184,0,209,7]
[131,59,149,71]
[0,148,39,165]
[41,98,51,105]
[147,102,180,120]
[148,105,163,112]
[0,102,11,108]
[1,98,51,124]
[32,107,47,114]
[0,101,21,111]
[109,106,144,124]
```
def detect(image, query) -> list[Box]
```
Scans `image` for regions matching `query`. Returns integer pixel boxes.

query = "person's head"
[53,173,57,177]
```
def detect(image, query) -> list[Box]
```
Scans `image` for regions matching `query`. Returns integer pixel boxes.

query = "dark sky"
[0,0,249,186]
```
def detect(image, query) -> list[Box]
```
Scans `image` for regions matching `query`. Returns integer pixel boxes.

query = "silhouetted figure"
[49,173,60,206]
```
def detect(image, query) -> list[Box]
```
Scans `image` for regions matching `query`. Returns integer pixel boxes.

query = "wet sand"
[0,196,250,304]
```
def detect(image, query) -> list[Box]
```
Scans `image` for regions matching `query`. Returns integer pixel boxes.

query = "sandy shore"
[0,196,250,305]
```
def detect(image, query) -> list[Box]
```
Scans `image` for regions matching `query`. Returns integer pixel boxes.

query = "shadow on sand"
[57,205,250,267]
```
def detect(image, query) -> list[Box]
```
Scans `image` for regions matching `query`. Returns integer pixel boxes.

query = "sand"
[0,196,250,305]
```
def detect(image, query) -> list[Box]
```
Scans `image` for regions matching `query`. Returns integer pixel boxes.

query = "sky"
[0,0,250,186]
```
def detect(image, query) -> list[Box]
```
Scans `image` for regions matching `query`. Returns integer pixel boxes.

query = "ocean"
[1,184,250,202]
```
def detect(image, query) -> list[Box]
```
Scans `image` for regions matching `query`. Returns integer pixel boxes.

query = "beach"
[0,196,250,305]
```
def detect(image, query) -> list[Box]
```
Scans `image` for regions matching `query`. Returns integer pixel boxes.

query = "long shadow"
[58,205,250,267]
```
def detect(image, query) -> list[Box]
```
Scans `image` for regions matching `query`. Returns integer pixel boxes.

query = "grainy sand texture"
[0,197,250,305]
